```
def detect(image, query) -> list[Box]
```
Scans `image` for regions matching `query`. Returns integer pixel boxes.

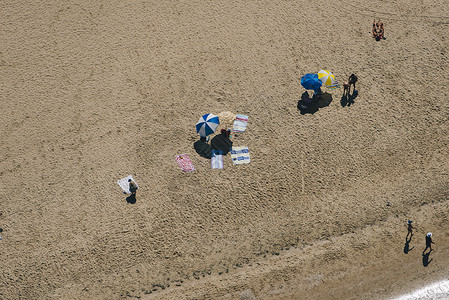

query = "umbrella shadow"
[316,92,333,108]
[297,92,332,115]
[297,100,318,115]
[211,134,232,155]
[194,139,213,159]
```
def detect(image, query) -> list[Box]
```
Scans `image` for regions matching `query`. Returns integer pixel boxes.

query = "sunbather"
[128,179,138,196]
[377,19,385,39]
[372,20,378,38]
[372,19,385,40]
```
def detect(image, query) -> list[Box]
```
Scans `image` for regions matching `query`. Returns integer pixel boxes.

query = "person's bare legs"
[343,82,349,96]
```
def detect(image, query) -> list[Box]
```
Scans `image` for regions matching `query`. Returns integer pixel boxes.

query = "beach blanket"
[117,175,138,194]
[233,114,248,133]
[211,150,224,169]
[175,154,195,172]
[231,146,250,165]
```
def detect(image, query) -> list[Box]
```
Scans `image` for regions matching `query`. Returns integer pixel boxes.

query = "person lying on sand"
[128,179,138,196]
[377,19,385,39]
[372,19,378,38]
[372,19,385,40]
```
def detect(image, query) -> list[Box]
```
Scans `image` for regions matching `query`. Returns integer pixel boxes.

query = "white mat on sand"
[117,175,138,194]
[233,114,248,133]
[231,146,250,165]
[211,150,224,169]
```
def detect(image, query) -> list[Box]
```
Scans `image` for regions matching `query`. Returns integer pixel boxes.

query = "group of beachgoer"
[372,19,385,41]
[298,73,358,114]
[342,74,358,97]
[406,220,435,254]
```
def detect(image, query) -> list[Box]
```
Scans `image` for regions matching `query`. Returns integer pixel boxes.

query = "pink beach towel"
[233,114,248,133]
[175,154,195,172]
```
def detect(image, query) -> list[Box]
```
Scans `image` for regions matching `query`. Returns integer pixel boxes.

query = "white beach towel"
[233,114,248,133]
[211,150,224,169]
[231,146,250,165]
[117,175,138,194]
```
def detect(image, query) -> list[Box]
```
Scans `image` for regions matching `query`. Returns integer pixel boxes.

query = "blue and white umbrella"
[196,113,220,137]
[300,73,322,91]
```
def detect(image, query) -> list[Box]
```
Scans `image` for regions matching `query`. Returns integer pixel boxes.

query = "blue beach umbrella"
[196,113,220,137]
[300,73,322,91]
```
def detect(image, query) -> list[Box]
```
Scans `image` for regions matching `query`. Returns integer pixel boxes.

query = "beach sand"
[1,0,448,299]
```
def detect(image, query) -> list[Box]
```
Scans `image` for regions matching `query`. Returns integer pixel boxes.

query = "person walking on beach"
[423,232,434,254]
[128,179,138,196]
[406,220,415,239]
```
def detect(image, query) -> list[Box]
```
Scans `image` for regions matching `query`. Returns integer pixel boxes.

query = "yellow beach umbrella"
[317,70,338,87]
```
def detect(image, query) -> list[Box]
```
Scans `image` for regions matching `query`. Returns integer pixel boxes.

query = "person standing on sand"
[348,74,358,94]
[406,220,415,239]
[128,179,138,196]
[423,232,434,254]
[343,81,349,96]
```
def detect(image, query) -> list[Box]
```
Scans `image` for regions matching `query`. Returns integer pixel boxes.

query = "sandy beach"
[1,0,448,299]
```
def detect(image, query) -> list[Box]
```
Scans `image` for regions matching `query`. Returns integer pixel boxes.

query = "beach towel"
[231,146,250,165]
[117,175,138,194]
[211,150,224,169]
[233,114,248,133]
[175,154,195,172]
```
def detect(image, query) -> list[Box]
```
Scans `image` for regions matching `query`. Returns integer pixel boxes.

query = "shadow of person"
[348,90,358,106]
[194,139,213,159]
[211,133,232,155]
[126,193,136,204]
[404,237,414,254]
[316,92,333,108]
[422,251,433,267]
[340,94,349,107]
